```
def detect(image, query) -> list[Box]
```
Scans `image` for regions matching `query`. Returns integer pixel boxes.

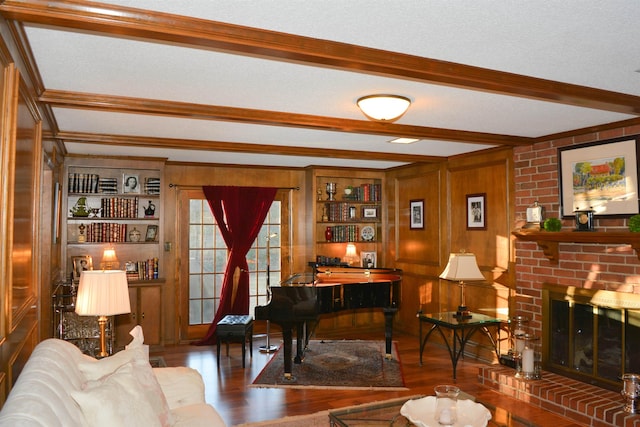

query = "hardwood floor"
[154,331,586,426]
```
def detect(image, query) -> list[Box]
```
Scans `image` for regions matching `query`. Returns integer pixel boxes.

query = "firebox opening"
[543,283,640,392]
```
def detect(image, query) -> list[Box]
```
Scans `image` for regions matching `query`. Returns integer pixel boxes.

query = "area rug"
[250,340,406,390]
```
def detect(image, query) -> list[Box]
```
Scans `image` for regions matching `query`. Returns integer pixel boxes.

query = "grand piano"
[254,265,402,378]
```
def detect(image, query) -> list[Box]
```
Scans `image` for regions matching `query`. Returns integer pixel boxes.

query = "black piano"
[254,265,402,378]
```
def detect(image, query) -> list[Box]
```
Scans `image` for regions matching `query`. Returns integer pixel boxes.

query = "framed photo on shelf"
[410,199,424,229]
[145,225,159,242]
[363,207,378,219]
[361,251,376,268]
[558,136,640,217]
[466,193,486,230]
[123,173,140,194]
[125,261,138,274]
[71,255,93,282]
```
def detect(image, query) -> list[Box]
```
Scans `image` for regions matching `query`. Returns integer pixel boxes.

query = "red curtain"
[193,185,277,345]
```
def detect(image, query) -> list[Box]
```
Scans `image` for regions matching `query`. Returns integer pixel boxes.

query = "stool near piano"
[216,314,254,368]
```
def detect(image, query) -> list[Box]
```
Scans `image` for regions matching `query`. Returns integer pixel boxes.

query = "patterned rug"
[250,340,406,390]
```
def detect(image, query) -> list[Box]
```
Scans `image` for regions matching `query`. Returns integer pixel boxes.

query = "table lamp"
[100,246,119,270]
[75,270,131,357]
[439,252,485,319]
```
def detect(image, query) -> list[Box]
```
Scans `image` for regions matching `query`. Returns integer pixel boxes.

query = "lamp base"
[455,306,472,319]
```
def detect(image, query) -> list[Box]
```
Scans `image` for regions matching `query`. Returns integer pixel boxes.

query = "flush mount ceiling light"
[357,94,411,122]
[389,137,420,144]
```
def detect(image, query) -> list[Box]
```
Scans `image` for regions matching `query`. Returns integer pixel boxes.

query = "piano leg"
[280,323,295,380]
[294,322,305,364]
[383,307,398,359]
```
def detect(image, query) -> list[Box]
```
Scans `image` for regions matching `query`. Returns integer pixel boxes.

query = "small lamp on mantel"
[100,246,120,270]
[439,252,485,319]
[75,270,131,357]
[344,243,360,266]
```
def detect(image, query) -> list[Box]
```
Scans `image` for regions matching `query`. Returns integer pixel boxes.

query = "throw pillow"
[72,362,161,427]
[78,329,174,426]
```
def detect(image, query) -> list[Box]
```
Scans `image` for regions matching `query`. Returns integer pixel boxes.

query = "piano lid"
[275,266,402,288]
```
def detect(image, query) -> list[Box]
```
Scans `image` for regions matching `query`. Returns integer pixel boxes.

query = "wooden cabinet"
[306,167,384,266]
[115,284,162,349]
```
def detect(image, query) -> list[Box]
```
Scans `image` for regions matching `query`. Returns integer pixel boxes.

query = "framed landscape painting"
[558,136,640,217]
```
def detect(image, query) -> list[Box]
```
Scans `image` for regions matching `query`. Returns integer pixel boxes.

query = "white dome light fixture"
[357,94,411,122]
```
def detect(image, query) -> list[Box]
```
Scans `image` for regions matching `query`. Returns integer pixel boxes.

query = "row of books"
[100,197,139,218]
[324,203,354,222]
[68,173,100,193]
[68,173,161,195]
[144,178,161,195]
[82,223,129,243]
[341,184,382,202]
[125,258,159,281]
[325,225,361,242]
[323,203,379,221]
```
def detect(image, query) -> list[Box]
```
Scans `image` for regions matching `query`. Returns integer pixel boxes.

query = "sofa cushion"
[72,361,161,427]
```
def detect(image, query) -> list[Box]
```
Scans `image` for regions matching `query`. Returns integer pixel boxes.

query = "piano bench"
[216,315,254,368]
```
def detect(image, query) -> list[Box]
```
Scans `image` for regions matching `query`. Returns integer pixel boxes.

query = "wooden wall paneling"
[0,63,18,407]
[0,63,18,354]
[394,170,442,265]
[383,162,446,335]
[10,86,41,332]
[446,149,514,322]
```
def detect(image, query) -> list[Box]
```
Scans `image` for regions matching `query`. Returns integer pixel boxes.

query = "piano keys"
[254,266,402,378]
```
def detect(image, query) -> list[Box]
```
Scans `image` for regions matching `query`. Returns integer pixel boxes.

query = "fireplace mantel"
[512,229,640,264]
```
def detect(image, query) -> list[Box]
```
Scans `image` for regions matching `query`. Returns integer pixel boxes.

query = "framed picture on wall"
[558,136,640,217]
[410,199,424,229]
[361,251,376,268]
[466,193,486,230]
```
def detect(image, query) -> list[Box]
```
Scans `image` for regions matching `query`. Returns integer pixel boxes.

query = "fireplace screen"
[544,284,640,390]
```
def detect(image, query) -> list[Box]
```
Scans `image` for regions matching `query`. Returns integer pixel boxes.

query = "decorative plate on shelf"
[360,225,375,241]
[400,396,491,427]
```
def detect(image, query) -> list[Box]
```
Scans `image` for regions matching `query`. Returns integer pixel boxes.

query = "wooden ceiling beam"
[41,89,531,146]
[2,0,640,115]
[52,131,446,163]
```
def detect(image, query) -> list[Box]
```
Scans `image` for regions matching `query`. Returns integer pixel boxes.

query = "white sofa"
[0,328,226,427]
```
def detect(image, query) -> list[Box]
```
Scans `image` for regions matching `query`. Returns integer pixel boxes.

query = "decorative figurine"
[144,200,156,218]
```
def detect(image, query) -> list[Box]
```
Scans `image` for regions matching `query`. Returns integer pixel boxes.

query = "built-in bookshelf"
[62,156,165,348]
[306,167,384,266]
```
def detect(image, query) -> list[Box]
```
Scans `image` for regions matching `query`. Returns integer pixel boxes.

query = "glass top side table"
[417,311,504,379]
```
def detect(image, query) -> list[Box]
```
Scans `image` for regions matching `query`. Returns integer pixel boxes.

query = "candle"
[514,329,525,352]
[438,408,451,424]
[522,348,534,373]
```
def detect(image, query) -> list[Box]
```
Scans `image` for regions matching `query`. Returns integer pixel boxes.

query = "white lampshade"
[439,253,485,282]
[75,270,131,316]
[357,94,411,122]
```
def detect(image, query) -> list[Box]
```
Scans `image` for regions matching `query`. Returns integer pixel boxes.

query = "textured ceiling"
[3,0,640,168]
